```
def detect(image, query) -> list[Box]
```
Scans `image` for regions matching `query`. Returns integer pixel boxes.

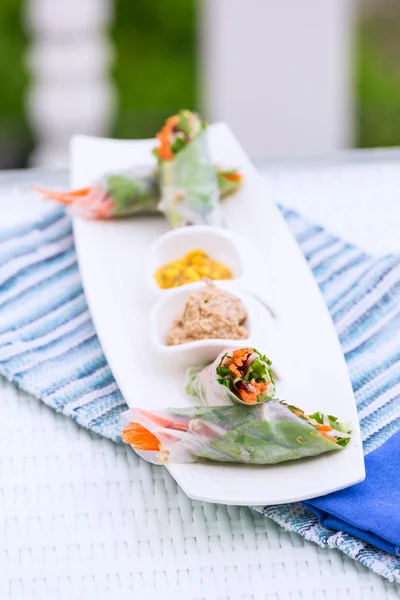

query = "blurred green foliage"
[0,0,196,164]
[0,0,27,126]
[1,1,400,163]
[357,16,400,148]
[0,0,30,164]
[111,0,196,138]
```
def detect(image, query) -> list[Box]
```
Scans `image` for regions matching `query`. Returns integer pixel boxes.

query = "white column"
[199,0,355,159]
[25,0,116,168]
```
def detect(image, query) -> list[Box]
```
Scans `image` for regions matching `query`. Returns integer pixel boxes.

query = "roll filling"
[186,348,275,406]
[121,401,352,465]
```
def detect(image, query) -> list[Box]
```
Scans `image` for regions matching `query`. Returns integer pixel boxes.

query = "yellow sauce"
[154,250,233,289]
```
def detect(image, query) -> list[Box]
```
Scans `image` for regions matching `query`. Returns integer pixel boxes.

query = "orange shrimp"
[137,411,188,432]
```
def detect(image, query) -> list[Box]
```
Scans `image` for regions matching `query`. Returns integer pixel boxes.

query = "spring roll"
[186,348,275,406]
[34,167,159,219]
[34,166,242,220]
[154,110,220,227]
[121,400,352,465]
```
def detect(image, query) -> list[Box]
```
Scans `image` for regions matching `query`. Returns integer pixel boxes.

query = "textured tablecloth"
[1,156,400,600]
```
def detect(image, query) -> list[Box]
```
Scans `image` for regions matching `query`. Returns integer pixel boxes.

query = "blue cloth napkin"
[304,431,400,556]
[1,207,400,583]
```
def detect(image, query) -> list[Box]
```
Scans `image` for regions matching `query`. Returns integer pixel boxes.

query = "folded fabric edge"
[251,505,400,584]
[303,502,398,556]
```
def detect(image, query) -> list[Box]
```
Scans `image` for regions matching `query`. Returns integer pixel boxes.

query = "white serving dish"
[71,124,365,506]
[146,225,245,298]
[149,281,275,368]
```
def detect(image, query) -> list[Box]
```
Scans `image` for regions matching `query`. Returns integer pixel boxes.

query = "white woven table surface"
[1,153,400,600]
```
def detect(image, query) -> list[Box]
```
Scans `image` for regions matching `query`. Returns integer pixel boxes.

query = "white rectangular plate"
[71,124,365,506]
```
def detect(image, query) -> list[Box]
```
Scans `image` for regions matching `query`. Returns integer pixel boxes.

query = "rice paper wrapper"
[185,349,275,407]
[186,362,236,407]
[158,131,220,228]
[64,167,160,220]
[121,401,351,466]
[100,167,160,217]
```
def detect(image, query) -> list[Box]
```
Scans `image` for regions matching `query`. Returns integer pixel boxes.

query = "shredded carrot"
[222,171,242,183]
[222,348,271,403]
[122,423,161,451]
[232,348,253,367]
[294,410,312,422]
[33,186,92,206]
[232,348,253,358]
[228,363,241,377]
[155,115,179,160]
[250,378,268,394]
[233,356,244,367]
[292,410,338,442]
[239,390,257,404]
[315,424,333,432]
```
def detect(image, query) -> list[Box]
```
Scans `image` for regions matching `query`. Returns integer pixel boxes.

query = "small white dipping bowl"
[149,281,276,368]
[146,225,245,298]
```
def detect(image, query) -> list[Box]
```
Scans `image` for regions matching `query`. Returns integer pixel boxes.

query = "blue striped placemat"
[1,207,399,582]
